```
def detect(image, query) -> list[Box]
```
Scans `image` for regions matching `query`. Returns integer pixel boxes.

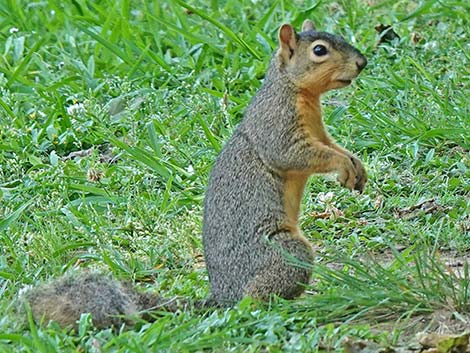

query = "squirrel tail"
[22,272,204,329]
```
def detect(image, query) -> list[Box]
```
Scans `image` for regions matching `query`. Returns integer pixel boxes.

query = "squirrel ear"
[278,24,297,61]
[301,20,316,32]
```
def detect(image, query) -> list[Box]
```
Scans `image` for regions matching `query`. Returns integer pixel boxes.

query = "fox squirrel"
[24,20,367,328]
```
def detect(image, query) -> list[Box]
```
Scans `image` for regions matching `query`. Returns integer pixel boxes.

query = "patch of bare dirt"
[343,321,470,352]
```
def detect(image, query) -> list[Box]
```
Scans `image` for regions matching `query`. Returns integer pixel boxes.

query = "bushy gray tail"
[23,272,196,329]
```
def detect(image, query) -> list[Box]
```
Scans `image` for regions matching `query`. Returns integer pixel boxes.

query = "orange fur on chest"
[295,90,330,145]
[283,171,309,226]
[281,91,332,230]
[281,172,313,250]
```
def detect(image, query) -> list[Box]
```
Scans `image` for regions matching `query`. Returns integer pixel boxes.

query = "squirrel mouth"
[337,79,352,85]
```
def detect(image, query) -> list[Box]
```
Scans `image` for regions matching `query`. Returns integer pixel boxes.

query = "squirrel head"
[276,20,367,95]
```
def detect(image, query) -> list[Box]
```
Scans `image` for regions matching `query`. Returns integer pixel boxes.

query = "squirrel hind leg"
[243,233,314,300]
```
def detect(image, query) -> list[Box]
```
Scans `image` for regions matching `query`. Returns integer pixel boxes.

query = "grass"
[1,0,470,351]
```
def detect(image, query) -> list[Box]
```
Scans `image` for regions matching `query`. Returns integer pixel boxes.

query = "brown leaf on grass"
[87,168,104,182]
[63,147,94,160]
[411,32,424,44]
[375,24,400,45]
[342,337,402,353]
[374,195,384,209]
[98,145,120,164]
[342,337,381,353]
[63,144,119,164]
[310,207,344,219]
[72,258,88,268]
[193,252,206,269]
[328,2,345,16]
[458,216,470,233]
[394,199,450,220]
[358,218,368,226]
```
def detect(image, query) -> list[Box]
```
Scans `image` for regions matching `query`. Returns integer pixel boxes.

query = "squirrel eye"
[313,45,328,56]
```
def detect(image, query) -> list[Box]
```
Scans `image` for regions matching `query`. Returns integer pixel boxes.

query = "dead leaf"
[193,252,206,269]
[87,168,104,182]
[311,207,344,219]
[328,2,344,16]
[63,147,93,160]
[154,263,165,270]
[342,337,381,353]
[417,332,470,353]
[374,195,384,209]
[458,216,470,233]
[411,32,424,44]
[375,24,400,45]
[73,258,87,268]
[62,144,119,164]
[358,218,368,225]
[394,199,450,220]
[342,337,406,353]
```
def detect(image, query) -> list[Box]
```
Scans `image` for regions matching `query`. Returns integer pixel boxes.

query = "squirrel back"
[23,20,367,329]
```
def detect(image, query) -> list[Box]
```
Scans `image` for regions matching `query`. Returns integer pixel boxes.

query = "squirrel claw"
[350,157,367,193]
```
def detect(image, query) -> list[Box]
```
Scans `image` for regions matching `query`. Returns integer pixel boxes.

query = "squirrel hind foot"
[244,232,314,300]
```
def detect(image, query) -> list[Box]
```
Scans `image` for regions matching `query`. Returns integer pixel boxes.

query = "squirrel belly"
[23,20,367,329]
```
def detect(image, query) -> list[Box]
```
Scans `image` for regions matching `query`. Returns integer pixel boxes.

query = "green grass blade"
[0,199,34,231]
[172,0,262,60]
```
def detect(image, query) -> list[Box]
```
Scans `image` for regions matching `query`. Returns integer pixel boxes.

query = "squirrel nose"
[356,56,367,71]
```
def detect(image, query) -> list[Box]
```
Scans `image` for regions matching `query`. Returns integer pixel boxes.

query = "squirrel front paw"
[350,156,367,193]
[337,156,357,191]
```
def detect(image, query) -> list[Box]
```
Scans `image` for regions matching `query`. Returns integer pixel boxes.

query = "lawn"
[1,0,469,352]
